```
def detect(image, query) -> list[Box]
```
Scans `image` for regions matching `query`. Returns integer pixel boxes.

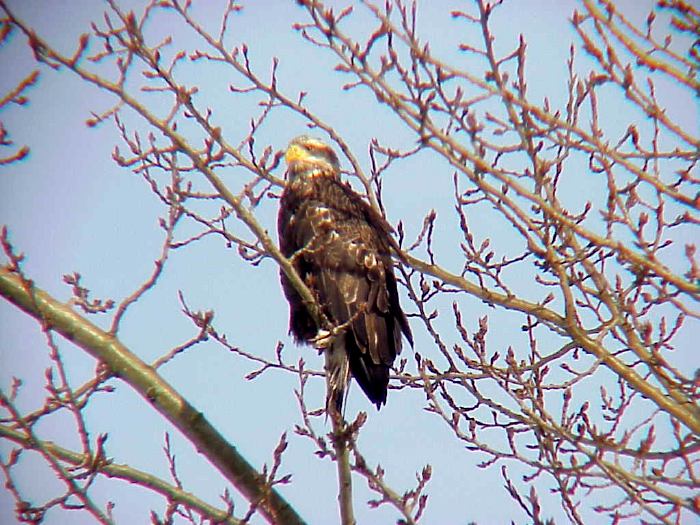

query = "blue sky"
[1,1,697,524]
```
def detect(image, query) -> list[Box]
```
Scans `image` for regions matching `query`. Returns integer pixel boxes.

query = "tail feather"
[346,339,390,409]
[324,337,350,414]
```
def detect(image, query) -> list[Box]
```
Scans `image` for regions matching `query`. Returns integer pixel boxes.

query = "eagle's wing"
[315,221,399,406]
[328,179,413,347]
[278,189,318,343]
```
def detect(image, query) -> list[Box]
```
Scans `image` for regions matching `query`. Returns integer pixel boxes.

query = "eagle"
[278,136,413,412]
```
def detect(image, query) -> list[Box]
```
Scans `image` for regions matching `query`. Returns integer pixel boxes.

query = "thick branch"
[0,268,306,525]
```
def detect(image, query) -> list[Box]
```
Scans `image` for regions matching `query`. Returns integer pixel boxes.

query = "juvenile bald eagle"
[278,136,413,411]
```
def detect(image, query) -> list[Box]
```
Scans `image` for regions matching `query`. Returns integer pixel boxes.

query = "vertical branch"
[330,410,356,525]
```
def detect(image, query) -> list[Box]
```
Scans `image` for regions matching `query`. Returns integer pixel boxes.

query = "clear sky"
[1,1,697,524]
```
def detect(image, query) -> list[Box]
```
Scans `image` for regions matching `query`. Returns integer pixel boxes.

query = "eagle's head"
[284,136,340,178]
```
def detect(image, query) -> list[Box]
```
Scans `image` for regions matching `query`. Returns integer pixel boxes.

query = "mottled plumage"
[278,136,413,410]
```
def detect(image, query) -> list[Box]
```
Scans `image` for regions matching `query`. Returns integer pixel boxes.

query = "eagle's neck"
[289,158,337,178]
[288,165,338,194]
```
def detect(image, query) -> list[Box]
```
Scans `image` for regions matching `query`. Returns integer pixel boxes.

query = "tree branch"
[0,423,241,525]
[0,267,306,525]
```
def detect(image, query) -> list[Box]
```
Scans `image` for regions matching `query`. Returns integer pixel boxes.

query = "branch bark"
[330,414,355,525]
[0,267,306,525]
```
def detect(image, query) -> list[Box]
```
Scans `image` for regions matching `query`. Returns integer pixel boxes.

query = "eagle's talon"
[312,329,334,351]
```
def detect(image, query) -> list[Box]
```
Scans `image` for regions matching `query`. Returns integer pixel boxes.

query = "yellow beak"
[285,144,308,165]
